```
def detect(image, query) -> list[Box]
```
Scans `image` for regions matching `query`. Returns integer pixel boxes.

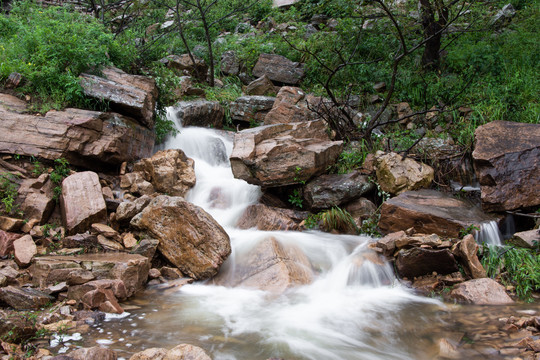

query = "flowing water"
[475,221,504,246]
[74,112,538,359]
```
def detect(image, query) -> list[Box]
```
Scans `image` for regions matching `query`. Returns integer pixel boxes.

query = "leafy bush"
[0,172,20,215]
[0,0,135,111]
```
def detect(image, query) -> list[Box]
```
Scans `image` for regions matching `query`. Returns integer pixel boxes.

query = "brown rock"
[374,231,405,257]
[97,235,124,251]
[131,195,231,280]
[450,278,514,305]
[0,286,54,310]
[215,236,313,293]
[116,195,152,223]
[303,171,374,209]
[396,247,458,279]
[62,232,98,249]
[32,254,149,297]
[172,100,224,128]
[67,269,95,286]
[133,149,196,197]
[91,223,119,239]
[80,66,157,128]
[264,86,318,125]
[129,348,167,360]
[69,346,117,360]
[375,152,434,195]
[69,279,127,303]
[163,344,211,360]
[13,235,36,268]
[245,74,276,96]
[160,267,183,280]
[454,234,487,279]
[17,174,55,225]
[379,189,495,237]
[344,198,377,227]
[0,94,154,170]
[236,204,307,231]
[0,216,24,232]
[123,233,138,249]
[230,96,275,125]
[509,229,540,249]
[162,54,208,81]
[252,54,305,85]
[0,230,20,256]
[473,121,540,211]
[130,239,159,260]
[119,171,155,196]
[230,120,343,187]
[61,172,107,235]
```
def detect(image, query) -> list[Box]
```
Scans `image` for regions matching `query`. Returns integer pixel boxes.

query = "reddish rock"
[264,86,318,125]
[80,66,157,128]
[453,234,486,279]
[131,195,231,280]
[230,120,343,187]
[0,230,20,256]
[69,346,117,360]
[0,94,154,170]
[17,174,55,225]
[396,247,458,279]
[450,278,514,305]
[0,286,54,310]
[171,100,224,128]
[379,189,495,237]
[245,74,276,96]
[13,235,36,268]
[236,204,308,231]
[61,172,107,235]
[215,236,313,293]
[252,54,305,85]
[473,121,540,211]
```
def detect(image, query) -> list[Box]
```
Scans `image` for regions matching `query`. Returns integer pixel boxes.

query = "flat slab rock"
[450,278,514,305]
[473,121,540,211]
[31,253,150,297]
[0,286,54,310]
[379,189,496,237]
[0,94,154,170]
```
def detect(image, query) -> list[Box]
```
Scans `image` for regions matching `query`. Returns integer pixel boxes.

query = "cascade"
[86,111,449,360]
[475,220,504,246]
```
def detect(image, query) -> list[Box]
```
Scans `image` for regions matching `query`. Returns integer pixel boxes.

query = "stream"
[75,111,538,359]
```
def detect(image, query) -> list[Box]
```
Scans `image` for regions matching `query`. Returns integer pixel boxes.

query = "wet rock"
[116,195,152,223]
[373,231,405,257]
[215,236,313,293]
[221,50,241,76]
[13,235,36,268]
[172,100,224,128]
[91,223,119,239]
[450,278,514,305]
[343,198,378,227]
[160,267,183,280]
[473,121,540,211]
[0,94,154,170]
[245,74,276,96]
[252,54,305,85]
[453,234,486,279]
[32,254,149,297]
[230,96,275,125]
[80,66,157,128]
[68,346,117,360]
[396,247,458,279]
[97,235,124,251]
[0,286,54,310]
[131,195,230,280]
[67,269,96,286]
[375,152,434,195]
[139,149,196,196]
[0,230,20,256]
[303,171,374,209]
[162,54,208,81]
[509,229,540,249]
[264,86,319,125]
[379,189,495,237]
[130,239,159,260]
[164,344,211,360]
[17,174,55,225]
[129,348,167,360]
[236,204,308,231]
[230,120,343,187]
[173,76,205,97]
[61,171,107,235]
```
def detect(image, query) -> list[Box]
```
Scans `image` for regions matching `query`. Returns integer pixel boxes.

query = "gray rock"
[252,54,305,85]
[0,286,54,310]
[304,171,374,209]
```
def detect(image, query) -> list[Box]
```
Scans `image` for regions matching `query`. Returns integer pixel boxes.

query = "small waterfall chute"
[474,221,504,246]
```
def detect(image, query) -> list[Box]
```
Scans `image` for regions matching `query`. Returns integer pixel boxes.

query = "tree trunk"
[419,0,447,69]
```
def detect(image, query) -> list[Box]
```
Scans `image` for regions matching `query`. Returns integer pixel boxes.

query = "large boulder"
[472,121,540,211]
[450,278,514,305]
[171,100,224,128]
[0,230,20,257]
[252,54,305,85]
[161,54,208,81]
[396,247,458,279]
[0,286,54,310]
[130,149,196,197]
[80,66,157,128]
[13,235,36,268]
[131,195,231,280]
[264,86,319,125]
[61,172,107,235]
[31,253,150,297]
[236,204,307,231]
[230,96,275,125]
[379,189,495,237]
[453,234,486,279]
[375,152,434,195]
[215,237,313,293]
[230,120,343,187]
[245,74,275,96]
[303,171,375,209]
[0,94,154,170]
[509,229,540,249]
[17,174,55,225]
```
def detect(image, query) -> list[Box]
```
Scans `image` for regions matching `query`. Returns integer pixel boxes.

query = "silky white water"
[475,220,504,246]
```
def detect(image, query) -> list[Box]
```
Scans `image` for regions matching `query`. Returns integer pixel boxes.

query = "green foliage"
[0,172,20,215]
[203,76,243,128]
[319,207,358,234]
[481,244,540,302]
[0,0,135,111]
[459,224,480,238]
[288,188,303,209]
[332,139,377,174]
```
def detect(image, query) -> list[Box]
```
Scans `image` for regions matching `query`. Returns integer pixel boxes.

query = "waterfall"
[114,112,444,360]
[474,220,504,246]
